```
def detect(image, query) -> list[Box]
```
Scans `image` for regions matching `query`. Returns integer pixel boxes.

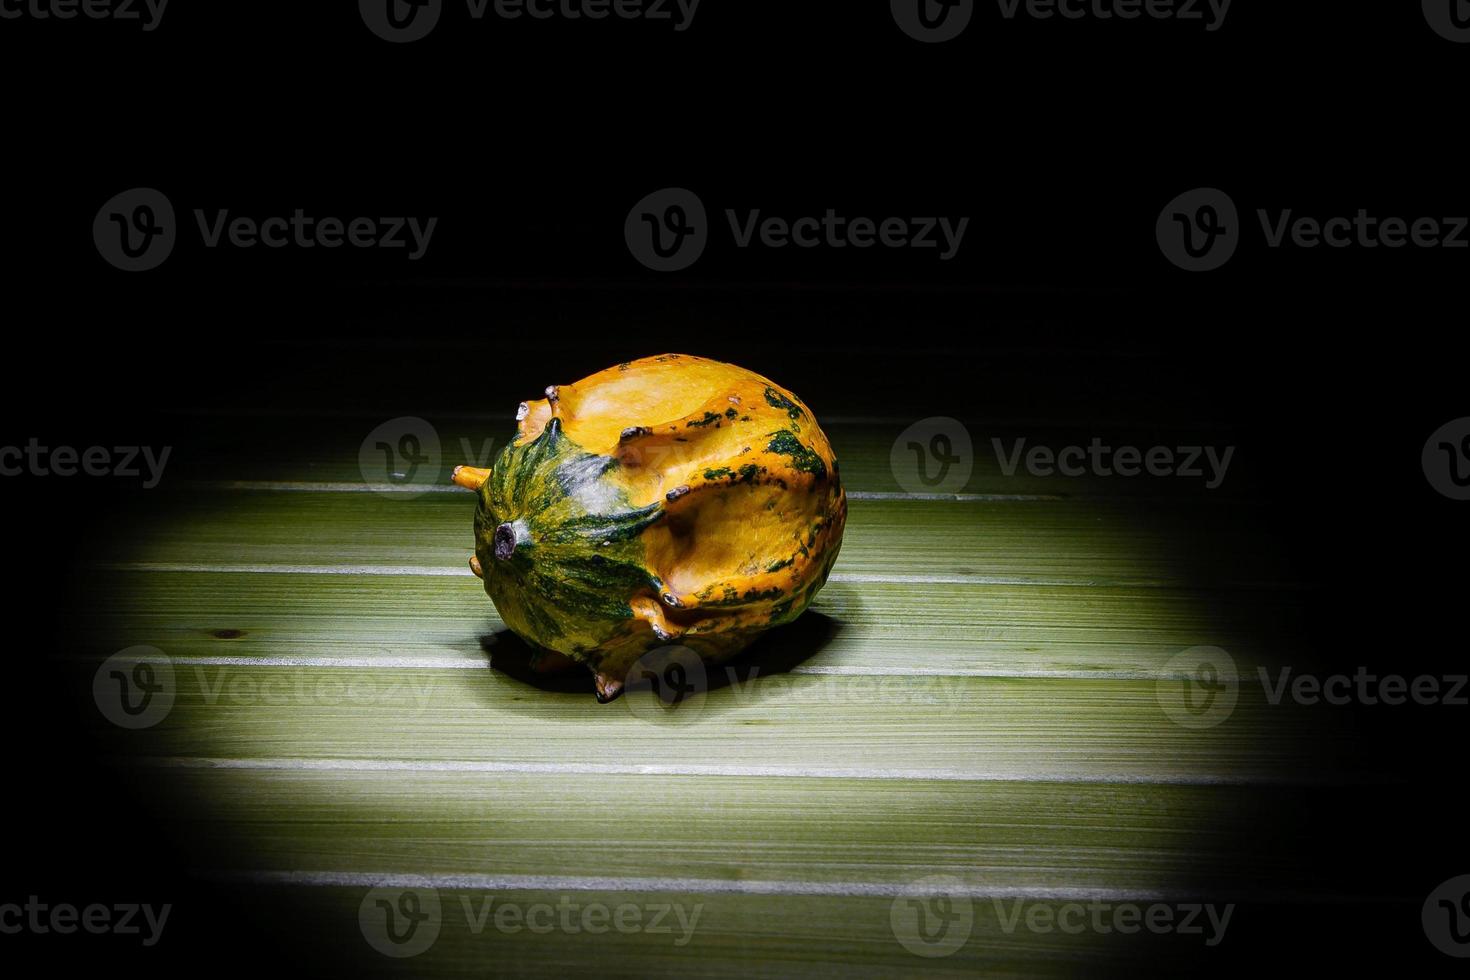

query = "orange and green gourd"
[453,354,847,701]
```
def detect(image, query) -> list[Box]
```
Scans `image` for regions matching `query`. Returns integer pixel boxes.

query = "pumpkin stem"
[493,523,518,561]
[452,465,491,490]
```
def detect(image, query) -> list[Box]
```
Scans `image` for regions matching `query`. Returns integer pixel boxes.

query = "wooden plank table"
[71,399,1392,975]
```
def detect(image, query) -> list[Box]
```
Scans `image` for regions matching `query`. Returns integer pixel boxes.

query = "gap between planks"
[95,562,1310,591]
[118,757,1394,788]
[189,482,1072,502]
[67,653,1251,682]
[163,410,1232,429]
[201,870,1407,905]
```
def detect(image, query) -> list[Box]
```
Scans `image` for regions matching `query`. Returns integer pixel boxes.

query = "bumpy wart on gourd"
[452,354,847,702]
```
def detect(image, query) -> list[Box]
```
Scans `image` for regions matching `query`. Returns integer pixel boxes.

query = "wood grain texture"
[98,492,1298,589]
[73,405,1329,974]
[83,663,1365,784]
[77,571,1310,678]
[229,883,1230,978]
[148,769,1365,896]
[161,417,1256,499]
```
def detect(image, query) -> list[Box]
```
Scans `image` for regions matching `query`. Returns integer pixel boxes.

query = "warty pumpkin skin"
[453,353,846,701]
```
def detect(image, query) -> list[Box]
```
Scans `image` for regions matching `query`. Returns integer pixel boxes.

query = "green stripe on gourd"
[476,418,663,652]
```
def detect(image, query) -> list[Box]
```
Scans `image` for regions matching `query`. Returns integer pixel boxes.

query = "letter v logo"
[891,0,974,42]
[361,0,442,42]
[1425,0,1470,41]
[1157,188,1240,272]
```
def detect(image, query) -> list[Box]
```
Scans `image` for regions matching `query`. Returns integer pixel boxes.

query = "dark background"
[2,1,1465,974]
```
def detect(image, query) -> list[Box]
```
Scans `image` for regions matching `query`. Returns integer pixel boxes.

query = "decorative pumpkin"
[453,354,846,701]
